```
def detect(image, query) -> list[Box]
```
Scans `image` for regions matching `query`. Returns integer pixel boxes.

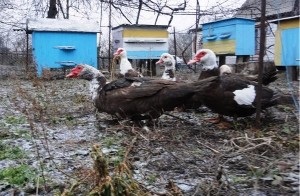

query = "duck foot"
[206,115,232,129]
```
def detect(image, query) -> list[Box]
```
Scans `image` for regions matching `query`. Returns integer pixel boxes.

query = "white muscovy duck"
[155,53,176,81]
[188,48,278,85]
[66,64,208,121]
[113,48,143,78]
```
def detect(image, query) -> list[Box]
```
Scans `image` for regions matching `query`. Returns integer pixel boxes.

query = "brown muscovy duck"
[192,66,279,128]
[155,53,176,81]
[66,64,210,121]
[113,48,143,78]
[188,48,278,85]
[66,64,282,128]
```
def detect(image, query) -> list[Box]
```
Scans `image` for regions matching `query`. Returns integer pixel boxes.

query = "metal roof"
[26,18,100,33]
[235,0,299,20]
[112,24,169,30]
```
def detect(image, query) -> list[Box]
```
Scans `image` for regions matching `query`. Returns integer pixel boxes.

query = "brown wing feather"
[94,77,211,119]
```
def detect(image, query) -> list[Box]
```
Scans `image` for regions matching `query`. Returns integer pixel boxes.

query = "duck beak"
[187,59,198,65]
[113,51,120,56]
[156,59,164,65]
[66,72,76,78]
[66,67,79,78]
[156,59,165,68]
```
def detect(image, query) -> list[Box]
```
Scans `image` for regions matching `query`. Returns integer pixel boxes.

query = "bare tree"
[169,32,193,62]
[47,0,58,18]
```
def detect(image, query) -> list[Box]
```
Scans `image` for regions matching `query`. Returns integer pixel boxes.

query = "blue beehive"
[27,18,99,76]
[274,16,300,66]
[202,18,255,55]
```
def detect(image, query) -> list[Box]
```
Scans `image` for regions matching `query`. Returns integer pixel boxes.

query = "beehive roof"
[27,18,99,33]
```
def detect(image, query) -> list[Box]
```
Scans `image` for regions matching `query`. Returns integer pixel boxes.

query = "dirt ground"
[0,68,299,195]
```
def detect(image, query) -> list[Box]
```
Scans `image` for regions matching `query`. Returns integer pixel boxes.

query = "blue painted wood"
[32,31,97,76]
[281,28,300,66]
[127,50,168,59]
[202,18,255,55]
[236,24,255,55]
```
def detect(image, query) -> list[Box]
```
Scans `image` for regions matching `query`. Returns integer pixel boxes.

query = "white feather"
[120,58,133,75]
[131,82,142,87]
[161,72,176,81]
[233,85,256,105]
[90,78,99,101]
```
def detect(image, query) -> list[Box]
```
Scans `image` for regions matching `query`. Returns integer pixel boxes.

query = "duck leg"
[206,115,233,129]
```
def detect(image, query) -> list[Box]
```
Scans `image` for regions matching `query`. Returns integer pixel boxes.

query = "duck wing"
[95,77,199,119]
[198,75,278,117]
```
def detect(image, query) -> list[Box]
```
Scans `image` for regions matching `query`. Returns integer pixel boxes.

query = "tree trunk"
[47,0,58,18]
[136,0,143,24]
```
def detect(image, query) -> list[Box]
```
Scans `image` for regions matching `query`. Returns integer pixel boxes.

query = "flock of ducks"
[66,48,285,128]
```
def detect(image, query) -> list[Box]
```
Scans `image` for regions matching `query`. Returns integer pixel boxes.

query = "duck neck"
[162,65,176,81]
[120,56,133,75]
[89,73,106,101]
[202,58,218,71]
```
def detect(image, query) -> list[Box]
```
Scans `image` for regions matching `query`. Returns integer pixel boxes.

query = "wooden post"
[219,55,226,66]
[173,27,178,67]
[255,0,266,126]
[108,0,112,73]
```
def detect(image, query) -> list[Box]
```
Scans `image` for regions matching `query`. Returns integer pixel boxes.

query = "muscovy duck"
[188,49,220,80]
[192,65,279,128]
[188,49,278,85]
[66,64,209,121]
[113,48,143,78]
[155,53,176,81]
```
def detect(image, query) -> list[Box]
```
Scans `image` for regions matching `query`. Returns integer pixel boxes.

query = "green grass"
[0,165,36,185]
[146,174,157,184]
[102,136,119,148]
[4,115,27,125]
[0,142,26,160]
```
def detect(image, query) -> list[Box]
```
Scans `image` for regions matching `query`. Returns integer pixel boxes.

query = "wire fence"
[0,52,115,79]
[0,52,33,79]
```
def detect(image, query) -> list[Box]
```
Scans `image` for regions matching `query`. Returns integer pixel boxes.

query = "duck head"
[113,47,138,76]
[114,47,127,58]
[156,53,175,68]
[219,64,232,76]
[156,53,176,81]
[188,49,218,70]
[66,64,106,100]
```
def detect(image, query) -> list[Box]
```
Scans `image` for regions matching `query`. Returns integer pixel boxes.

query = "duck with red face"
[66,64,207,121]
[188,49,220,80]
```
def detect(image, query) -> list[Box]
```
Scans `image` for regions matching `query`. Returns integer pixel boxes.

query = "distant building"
[235,0,299,62]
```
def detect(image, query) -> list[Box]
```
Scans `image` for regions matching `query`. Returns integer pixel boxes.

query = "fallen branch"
[196,140,220,154]
[163,112,201,126]
[224,140,273,158]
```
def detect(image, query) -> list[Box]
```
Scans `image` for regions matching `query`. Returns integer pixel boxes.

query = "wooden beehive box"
[202,18,255,55]
[112,24,169,60]
[274,16,300,66]
[27,18,99,77]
